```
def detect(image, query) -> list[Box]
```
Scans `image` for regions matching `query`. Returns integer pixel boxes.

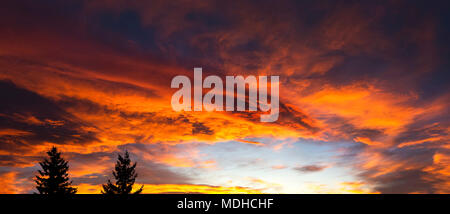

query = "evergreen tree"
[102,151,143,194]
[35,146,77,194]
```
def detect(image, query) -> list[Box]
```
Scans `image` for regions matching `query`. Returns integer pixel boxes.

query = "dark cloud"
[358,146,441,193]
[294,165,328,173]
[0,80,99,153]
[394,120,449,147]
[321,117,385,142]
[0,155,40,167]
[192,122,214,135]
[228,101,319,134]
[369,169,437,194]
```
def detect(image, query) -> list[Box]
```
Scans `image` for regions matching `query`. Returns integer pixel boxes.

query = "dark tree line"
[34,147,143,195]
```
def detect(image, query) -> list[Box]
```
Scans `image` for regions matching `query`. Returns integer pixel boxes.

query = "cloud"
[236,139,264,146]
[75,183,263,194]
[305,181,379,194]
[271,165,287,170]
[0,80,99,155]
[192,122,214,135]
[294,165,328,173]
[0,170,34,194]
[0,172,19,193]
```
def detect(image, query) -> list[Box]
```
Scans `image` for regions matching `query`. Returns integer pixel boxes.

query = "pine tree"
[35,146,77,195]
[102,150,143,194]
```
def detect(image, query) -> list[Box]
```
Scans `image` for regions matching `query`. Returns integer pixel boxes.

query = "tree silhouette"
[35,146,77,195]
[102,150,143,194]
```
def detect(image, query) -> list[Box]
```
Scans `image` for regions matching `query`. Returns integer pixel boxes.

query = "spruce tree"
[102,150,143,194]
[35,146,77,194]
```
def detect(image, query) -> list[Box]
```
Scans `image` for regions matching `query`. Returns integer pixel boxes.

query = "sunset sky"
[0,0,449,194]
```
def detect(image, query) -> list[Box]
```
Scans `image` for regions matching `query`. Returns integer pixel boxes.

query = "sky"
[0,0,449,194]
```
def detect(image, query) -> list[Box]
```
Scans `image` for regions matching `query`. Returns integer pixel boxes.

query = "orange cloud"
[76,183,262,194]
[353,137,383,147]
[305,182,379,194]
[0,129,32,137]
[337,182,380,194]
[271,165,286,170]
[298,83,423,136]
[397,137,442,148]
[0,172,18,194]
[245,177,282,193]
[424,153,450,194]
[0,171,31,194]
